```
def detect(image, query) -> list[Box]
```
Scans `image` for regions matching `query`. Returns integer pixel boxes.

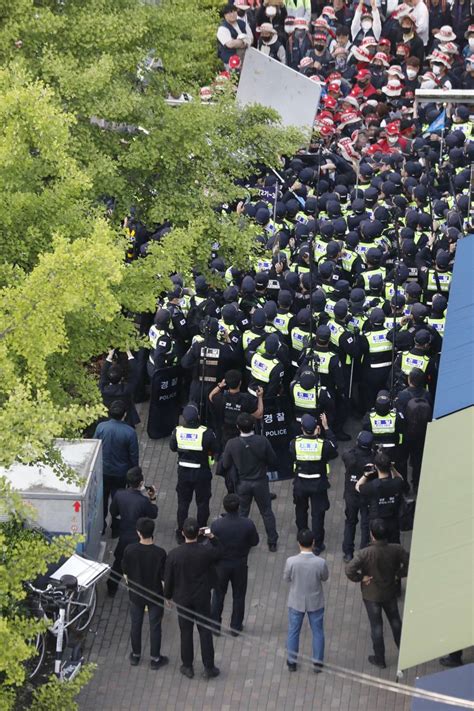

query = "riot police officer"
[147,309,180,378]
[169,404,217,544]
[164,285,190,349]
[289,369,333,426]
[289,413,338,555]
[341,431,373,562]
[362,391,406,477]
[181,317,238,415]
[359,308,393,410]
[247,333,285,398]
[392,329,437,395]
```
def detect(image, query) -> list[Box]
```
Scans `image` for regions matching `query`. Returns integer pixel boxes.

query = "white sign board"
[236,48,321,140]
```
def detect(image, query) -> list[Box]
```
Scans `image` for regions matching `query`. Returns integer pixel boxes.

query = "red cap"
[355,69,371,80]
[386,121,400,136]
[328,82,341,93]
[323,95,338,109]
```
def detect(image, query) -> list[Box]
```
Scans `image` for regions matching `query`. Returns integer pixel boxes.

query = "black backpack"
[405,397,432,438]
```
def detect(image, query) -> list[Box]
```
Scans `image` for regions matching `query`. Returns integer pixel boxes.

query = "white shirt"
[411,0,429,46]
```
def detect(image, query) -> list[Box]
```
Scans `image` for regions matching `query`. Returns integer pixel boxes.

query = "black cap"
[411,302,428,320]
[278,290,293,307]
[357,431,373,450]
[316,324,331,343]
[252,309,267,329]
[369,308,385,325]
[334,298,348,319]
[299,370,316,389]
[183,403,199,423]
[265,333,280,355]
[414,329,430,346]
[301,414,317,432]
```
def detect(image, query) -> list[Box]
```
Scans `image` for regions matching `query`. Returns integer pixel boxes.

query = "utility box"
[0,439,103,559]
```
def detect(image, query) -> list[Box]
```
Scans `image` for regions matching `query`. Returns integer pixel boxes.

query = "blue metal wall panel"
[433,236,474,419]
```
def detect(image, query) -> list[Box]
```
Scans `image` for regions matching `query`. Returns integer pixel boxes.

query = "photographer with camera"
[107,466,158,597]
[289,412,338,555]
[355,450,407,544]
[208,369,264,455]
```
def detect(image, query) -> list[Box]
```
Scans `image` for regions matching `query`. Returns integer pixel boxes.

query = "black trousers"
[103,475,127,534]
[107,535,137,593]
[363,598,402,664]
[237,479,278,545]
[211,560,248,631]
[177,601,215,669]
[176,474,211,530]
[293,481,329,548]
[403,436,425,490]
[130,601,163,658]
[343,496,370,556]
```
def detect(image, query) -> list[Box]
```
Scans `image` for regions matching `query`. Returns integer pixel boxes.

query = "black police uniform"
[169,422,217,536]
[289,427,338,551]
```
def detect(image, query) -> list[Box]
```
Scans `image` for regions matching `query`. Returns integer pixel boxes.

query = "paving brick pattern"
[78,407,467,711]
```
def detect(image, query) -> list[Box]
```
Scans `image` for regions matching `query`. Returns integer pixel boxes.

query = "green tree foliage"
[0,67,92,268]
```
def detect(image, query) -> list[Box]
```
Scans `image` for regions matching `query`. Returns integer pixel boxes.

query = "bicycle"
[25,553,109,681]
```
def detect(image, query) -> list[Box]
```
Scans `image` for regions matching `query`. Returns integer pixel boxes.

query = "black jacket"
[164,538,223,605]
[122,542,166,607]
[109,488,158,539]
[211,512,259,561]
[222,434,277,482]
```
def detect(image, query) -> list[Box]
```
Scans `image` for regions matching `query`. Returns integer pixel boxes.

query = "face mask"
[469,37,474,50]
[261,35,272,42]
[388,136,399,145]
[285,25,295,34]
[265,5,277,17]
[237,9,246,16]
[362,20,372,31]
[407,68,417,79]
[314,44,325,51]
[432,64,442,75]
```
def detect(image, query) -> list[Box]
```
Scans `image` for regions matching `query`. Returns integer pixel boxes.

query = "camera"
[363,463,377,477]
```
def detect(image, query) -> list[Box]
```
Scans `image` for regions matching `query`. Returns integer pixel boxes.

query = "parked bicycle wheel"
[24,632,46,680]
[67,584,97,633]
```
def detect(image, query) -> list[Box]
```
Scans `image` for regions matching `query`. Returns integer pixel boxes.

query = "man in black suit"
[164,518,223,680]
[122,517,168,669]
[107,467,158,596]
[222,413,279,551]
[210,494,259,636]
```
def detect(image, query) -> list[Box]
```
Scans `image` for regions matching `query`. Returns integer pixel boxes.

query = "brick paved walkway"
[78,408,469,711]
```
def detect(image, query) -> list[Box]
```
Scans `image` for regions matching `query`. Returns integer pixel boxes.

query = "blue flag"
[424,109,446,136]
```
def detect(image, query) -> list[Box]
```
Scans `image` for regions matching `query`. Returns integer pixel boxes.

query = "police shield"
[261,395,293,481]
[147,366,180,439]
